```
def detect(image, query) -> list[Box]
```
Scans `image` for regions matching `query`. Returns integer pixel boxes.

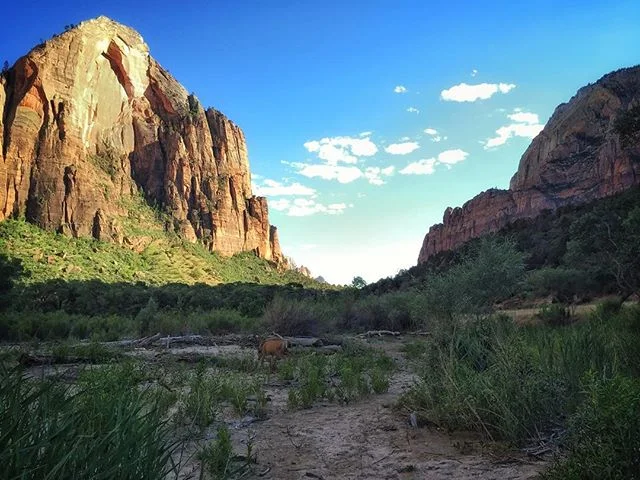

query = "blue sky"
[2,1,639,284]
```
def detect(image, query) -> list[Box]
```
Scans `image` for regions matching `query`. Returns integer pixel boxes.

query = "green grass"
[399,303,640,460]
[0,362,181,479]
[283,344,395,409]
[177,361,267,430]
[0,215,319,287]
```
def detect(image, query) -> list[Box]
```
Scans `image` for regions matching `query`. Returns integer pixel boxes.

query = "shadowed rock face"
[418,66,640,264]
[0,16,284,264]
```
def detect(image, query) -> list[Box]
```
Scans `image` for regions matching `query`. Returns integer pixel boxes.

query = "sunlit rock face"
[418,66,640,264]
[0,16,284,263]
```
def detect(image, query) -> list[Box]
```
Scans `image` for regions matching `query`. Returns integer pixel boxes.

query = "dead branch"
[357,330,400,338]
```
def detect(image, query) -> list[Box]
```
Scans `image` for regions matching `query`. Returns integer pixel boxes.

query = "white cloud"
[394,85,407,93]
[440,82,516,102]
[364,166,395,186]
[400,158,437,175]
[359,131,372,137]
[437,149,468,166]
[385,141,420,155]
[471,69,478,77]
[424,127,444,142]
[269,199,291,211]
[399,136,411,142]
[400,148,469,175]
[406,107,420,114]
[293,163,363,184]
[287,198,348,217]
[253,179,316,197]
[508,111,540,124]
[303,136,378,165]
[485,109,545,149]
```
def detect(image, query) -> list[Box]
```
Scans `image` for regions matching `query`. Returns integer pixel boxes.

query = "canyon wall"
[418,66,640,263]
[0,16,284,263]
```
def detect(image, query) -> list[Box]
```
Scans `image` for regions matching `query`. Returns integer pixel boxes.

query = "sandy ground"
[16,337,549,479]
[228,338,547,480]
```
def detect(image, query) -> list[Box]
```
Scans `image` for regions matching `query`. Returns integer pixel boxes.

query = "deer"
[257,335,288,371]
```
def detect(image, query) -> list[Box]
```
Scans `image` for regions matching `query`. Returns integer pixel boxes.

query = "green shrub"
[261,296,320,336]
[544,373,640,480]
[536,303,572,326]
[199,426,234,479]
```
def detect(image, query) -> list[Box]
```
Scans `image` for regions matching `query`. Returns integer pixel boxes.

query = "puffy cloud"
[400,148,469,175]
[400,158,437,175]
[406,107,420,114]
[437,149,468,166]
[287,198,348,217]
[269,199,291,211]
[292,163,363,184]
[394,85,407,93]
[440,82,516,102]
[485,109,545,149]
[424,127,444,142]
[303,136,378,165]
[359,131,373,137]
[364,166,395,186]
[252,178,316,196]
[508,111,540,124]
[471,69,478,77]
[384,141,420,155]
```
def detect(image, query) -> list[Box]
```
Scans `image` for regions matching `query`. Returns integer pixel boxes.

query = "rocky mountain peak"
[0,17,284,264]
[418,65,640,264]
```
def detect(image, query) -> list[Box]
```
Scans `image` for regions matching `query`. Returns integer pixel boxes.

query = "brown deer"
[258,337,288,371]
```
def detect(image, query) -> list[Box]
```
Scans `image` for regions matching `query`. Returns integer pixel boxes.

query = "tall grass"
[400,305,640,446]
[0,363,181,479]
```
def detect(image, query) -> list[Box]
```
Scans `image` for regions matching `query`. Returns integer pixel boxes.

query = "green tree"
[424,237,525,319]
[565,205,640,300]
[351,276,367,289]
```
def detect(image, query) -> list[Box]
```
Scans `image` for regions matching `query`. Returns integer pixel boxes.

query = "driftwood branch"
[357,330,400,338]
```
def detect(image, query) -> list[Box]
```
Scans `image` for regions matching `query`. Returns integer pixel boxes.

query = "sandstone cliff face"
[418,66,640,264]
[0,17,284,263]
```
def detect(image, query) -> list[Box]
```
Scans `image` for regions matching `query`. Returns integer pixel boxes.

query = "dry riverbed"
[12,336,549,479]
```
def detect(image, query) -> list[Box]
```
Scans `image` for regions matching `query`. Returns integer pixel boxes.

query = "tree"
[614,105,640,147]
[351,276,367,289]
[565,205,640,300]
[424,237,526,319]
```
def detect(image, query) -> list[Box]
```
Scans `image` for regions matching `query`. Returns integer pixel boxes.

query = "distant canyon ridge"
[0,17,284,264]
[418,66,640,264]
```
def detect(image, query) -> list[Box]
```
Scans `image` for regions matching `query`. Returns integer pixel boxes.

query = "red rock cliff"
[0,16,284,264]
[418,66,640,264]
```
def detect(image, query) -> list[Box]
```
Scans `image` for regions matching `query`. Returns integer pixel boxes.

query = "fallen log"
[285,337,324,347]
[357,330,400,338]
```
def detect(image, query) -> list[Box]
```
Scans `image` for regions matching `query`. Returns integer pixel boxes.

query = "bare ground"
[229,338,547,480]
[16,337,549,479]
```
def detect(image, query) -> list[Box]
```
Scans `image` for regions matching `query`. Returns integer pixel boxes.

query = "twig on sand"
[372,448,398,465]
[304,472,325,480]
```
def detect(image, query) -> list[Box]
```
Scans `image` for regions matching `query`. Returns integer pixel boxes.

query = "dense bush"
[544,373,640,480]
[0,363,180,479]
[400,306,640,447]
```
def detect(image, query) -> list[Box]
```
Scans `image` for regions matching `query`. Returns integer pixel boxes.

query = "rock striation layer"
[0,17,284,263]
[418,66,640,263]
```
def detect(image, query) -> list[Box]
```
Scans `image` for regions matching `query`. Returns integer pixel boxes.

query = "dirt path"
[242,339,547,480]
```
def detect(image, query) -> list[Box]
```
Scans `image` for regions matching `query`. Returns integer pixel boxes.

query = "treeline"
[0,236,525,341]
